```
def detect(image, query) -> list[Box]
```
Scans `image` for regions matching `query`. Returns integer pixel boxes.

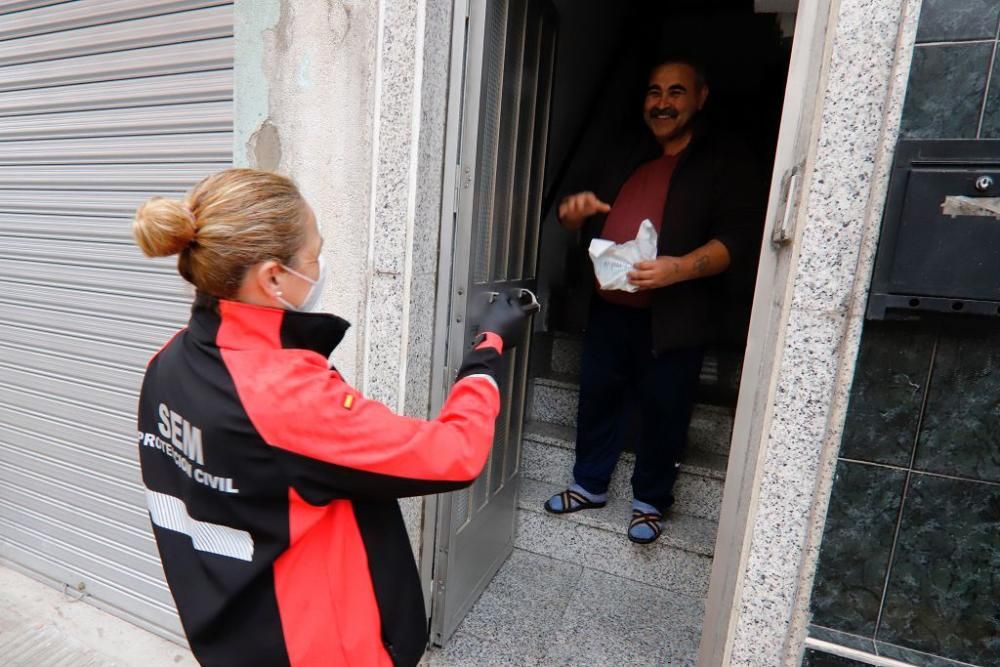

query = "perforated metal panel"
[469,0,508,285]
[0,0,232,639]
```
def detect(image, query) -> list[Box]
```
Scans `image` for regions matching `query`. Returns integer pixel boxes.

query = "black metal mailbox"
[868,140,1000,320]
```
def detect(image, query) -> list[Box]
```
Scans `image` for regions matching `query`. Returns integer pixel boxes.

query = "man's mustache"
[649,107,679,120]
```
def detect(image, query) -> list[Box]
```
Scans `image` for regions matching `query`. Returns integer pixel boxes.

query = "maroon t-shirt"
[597,153,679,308]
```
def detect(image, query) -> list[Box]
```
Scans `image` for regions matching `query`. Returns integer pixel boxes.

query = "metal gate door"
[0,1,232,639]
[431,0,556,645]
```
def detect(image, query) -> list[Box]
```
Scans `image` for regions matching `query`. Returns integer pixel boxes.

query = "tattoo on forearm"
[693,255,710,275]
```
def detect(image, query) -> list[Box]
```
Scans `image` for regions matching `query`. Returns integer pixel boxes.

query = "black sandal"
[628,509,664,544]
[544,488,607,514]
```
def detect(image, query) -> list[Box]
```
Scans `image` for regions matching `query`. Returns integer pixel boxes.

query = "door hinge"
[771,163,803,246]
[454,164,471,213]
[442,365,459,390]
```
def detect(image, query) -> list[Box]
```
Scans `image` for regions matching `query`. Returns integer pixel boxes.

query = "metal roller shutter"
[0,0,232,639]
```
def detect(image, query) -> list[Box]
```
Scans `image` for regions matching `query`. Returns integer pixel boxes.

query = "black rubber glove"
[478,290,534,350]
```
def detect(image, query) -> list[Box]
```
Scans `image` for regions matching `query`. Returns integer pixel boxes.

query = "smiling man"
[545,56,763,544]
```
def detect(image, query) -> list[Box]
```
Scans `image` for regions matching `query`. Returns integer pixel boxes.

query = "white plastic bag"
[588,219,658,293]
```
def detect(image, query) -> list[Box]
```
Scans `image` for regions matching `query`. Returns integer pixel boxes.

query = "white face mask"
[277,255,328,312]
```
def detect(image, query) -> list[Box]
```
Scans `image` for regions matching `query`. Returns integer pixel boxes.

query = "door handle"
[486,289,541,314]
[517,289,541,314]
[771,164,802,246]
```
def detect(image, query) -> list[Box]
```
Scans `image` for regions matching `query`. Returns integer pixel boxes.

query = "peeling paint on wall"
[249,120,282,171]
[235,0,379,382]
[326,0,350,45]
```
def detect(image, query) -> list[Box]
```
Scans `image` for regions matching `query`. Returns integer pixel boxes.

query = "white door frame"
[699,1,837,665]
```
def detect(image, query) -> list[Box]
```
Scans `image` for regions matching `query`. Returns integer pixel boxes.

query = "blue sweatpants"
[572,298,704,512]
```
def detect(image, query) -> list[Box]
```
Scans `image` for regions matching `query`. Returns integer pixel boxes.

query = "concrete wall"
[234,0,456,561]
[234,0,378,383]
[234,0,452,409]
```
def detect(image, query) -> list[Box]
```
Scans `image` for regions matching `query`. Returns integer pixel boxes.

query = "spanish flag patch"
[343,394,355,410]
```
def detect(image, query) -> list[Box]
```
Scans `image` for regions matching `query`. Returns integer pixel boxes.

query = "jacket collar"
[189,293,351,359]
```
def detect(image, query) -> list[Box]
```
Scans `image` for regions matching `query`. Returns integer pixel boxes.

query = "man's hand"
[558,191,611,231]
[627,240,732,291]
[628,257,686,290]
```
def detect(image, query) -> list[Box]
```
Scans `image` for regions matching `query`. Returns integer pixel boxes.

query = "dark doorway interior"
[428,3,798,663]
[535,0,793,404]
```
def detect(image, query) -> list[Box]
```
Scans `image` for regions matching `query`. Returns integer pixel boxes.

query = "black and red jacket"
[136,295,502,666]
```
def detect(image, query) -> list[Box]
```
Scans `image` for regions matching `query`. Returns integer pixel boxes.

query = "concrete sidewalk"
[1,556,697,666]
[0,565,195,667]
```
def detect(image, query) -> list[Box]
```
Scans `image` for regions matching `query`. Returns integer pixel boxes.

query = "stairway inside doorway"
[426,332,736,666]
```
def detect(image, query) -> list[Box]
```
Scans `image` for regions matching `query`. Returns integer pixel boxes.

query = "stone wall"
[721,0,923,664]
[234,0,457,577]
[805,1,1000,665]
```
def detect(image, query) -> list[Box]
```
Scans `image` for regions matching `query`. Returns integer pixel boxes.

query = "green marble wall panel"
[878,474,1000,665]
[840,322,934,466]
[981,54,1000,138]
[899,43,993,139]
[915,0,1000,42]
[801,649,871,667]
[810,461,906,635]
[916,326,1000,483]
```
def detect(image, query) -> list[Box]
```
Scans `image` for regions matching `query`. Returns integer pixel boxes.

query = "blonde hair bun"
[134,169,307,298]
[133,196,197,257]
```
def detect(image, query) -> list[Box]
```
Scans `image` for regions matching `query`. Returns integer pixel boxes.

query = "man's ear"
[698,85,710,110]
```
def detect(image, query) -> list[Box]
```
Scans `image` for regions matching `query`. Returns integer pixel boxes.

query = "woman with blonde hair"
[133,168,530,666]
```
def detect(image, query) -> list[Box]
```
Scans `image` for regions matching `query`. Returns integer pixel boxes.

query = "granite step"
[529,376,735,456]
[514,478,715,599]
[423,548,705,666]
[520,421,726,521]
[550,332,583,376]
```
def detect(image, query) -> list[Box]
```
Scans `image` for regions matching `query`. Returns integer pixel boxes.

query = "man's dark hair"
[650,55,708,90]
